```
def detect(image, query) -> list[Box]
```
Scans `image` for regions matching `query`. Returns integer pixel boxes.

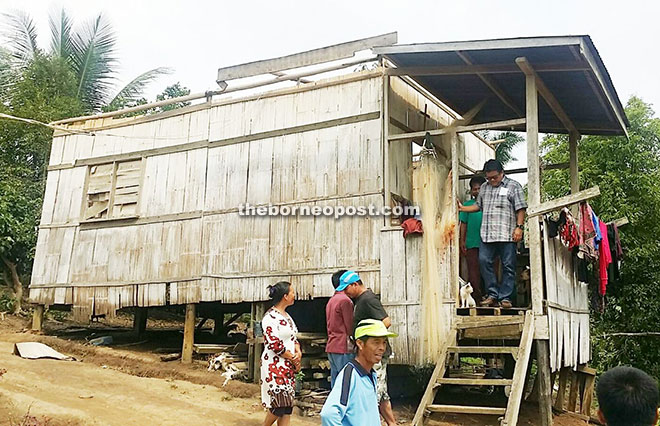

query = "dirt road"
[0,314,586,426]
[0,317,318,426]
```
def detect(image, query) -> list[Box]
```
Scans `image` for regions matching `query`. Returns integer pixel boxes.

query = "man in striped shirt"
[458,159,527,309]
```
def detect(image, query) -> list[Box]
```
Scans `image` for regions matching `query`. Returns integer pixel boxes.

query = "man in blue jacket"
[320,319,398,426]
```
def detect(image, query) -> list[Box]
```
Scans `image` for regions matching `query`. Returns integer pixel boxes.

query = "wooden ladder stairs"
[412,311,535,426]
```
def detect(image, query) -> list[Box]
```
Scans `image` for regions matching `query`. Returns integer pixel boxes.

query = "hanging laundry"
[401,217,424,237]
[579,202,599,260]
[598,220,612,295]
[558,208,579,250]
[577,257,590,283]
[591,210,602,250]
[607,223,624,282]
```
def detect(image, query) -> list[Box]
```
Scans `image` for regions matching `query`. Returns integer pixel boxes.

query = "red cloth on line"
[325,292,354,354]
[598,220,612,295]
[401,218,423,237]
[579,203,598,259]
[559,208,580,250]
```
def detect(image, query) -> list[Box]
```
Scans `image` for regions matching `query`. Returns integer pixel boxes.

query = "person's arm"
[457,200,480,213]
[263,317,299,363]
[340,299,354,341]
[367,298,390,328]
[460,222,468,254]
[321,369,352,425]
[511,182,528,242]
[512,209,526,242]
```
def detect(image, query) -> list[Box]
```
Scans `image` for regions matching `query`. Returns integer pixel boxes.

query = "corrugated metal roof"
[375,36,628,136]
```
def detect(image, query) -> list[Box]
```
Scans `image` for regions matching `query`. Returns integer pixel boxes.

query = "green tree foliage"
[105,82,191,115]
[493,131,524,166]
[478,130,524,167]
[0,10,191,311]
[0,55,83,312]
[541,96,660,377]
[155,82,191,112]
[3,9,171,113]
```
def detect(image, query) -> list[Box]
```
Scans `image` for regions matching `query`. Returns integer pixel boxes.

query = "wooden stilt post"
[536,343,554,424]
[32,305,44,332]
[569,131,580,216]
[382,73,391,229]
[523,69,543,317]
[520,59,553,426]
[451,131,460,305]
[554,367,570,410]
[182,303,196,364]
[567,370,580,412]
[248,303,256,381]
[252,302,266,384]
[133,307,148,337]
[212,312,225,337]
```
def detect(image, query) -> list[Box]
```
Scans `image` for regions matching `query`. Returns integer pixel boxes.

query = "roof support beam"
[388,118,526,141]
[456,51,523,117]
[516,57,578,134]
[527,186,601,218]
[384,61,591,77]
[216,32,397,82]
[458,161,570,180]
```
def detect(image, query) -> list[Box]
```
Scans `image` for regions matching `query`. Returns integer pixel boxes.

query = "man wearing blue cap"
[342,271,396,426]
[326,269,355,387]
[321,319,398,426]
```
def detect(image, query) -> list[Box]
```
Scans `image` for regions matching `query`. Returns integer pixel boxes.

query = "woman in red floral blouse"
[261,281,301,426]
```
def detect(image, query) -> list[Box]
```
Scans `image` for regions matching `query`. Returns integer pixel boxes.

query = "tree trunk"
[1,256,23,314]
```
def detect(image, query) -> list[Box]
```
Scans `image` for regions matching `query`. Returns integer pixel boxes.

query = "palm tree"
[3,9,171,113]
[491,131,524,166]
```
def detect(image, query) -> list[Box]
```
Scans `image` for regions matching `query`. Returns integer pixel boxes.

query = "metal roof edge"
[579,36,629,136]
[373,35,585,55]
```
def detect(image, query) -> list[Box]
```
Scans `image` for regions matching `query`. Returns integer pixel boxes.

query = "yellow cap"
[354,319,398,339]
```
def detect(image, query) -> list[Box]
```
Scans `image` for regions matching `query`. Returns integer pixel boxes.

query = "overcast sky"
[2,0,658,178]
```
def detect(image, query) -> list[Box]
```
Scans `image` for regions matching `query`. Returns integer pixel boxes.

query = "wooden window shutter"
[112,159,142,218]
[83,164,114,220]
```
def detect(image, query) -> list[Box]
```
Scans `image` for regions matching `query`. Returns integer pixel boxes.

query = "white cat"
[460,282,477,308]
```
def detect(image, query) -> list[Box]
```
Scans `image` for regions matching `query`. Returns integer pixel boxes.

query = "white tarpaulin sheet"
[13,342,74,361]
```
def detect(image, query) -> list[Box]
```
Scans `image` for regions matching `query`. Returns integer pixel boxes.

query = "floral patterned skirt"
[260,351,296,409]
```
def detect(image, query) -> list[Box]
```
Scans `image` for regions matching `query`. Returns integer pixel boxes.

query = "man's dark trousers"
[479,241,516,302]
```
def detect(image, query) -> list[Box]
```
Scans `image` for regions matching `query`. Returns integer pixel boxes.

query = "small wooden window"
[83,159,142,220]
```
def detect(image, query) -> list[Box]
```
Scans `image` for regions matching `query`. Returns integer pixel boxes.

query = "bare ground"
[0,314,316,426]
[0,314,589,425]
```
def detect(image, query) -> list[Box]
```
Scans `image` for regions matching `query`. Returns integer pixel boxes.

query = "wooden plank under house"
[30,34,628,426]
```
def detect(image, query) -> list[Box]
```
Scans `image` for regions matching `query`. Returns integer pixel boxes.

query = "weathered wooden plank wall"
[543,226,591,371]
[381,77,494,365]
[380,229,423,365]
[30,73,384,316]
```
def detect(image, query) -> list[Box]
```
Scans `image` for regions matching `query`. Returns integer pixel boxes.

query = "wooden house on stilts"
[29,33,628,425]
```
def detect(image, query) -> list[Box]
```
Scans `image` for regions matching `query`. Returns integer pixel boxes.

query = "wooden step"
[427,404,506,415]
[448,346,518,354]
[456,316,524,329]
[457,306,528,317]
[436,377,513,386]
[455,317,524,339]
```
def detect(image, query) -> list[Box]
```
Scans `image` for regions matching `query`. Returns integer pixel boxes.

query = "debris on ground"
[295,389,330,416]
[13,342,75,360]
[207,347,249,386]
[160,352,181,362]
[88,335,113,346]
